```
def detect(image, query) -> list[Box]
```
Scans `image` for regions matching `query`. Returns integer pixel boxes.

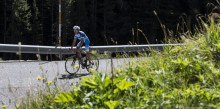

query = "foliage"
[6,0,31,44]
[19,20,220,108]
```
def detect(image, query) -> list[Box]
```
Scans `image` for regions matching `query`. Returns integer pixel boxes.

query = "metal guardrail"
[0,44,184,55]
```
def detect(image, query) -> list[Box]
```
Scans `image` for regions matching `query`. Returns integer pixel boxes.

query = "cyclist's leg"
[76,41,82,60]
[85,39,92,65]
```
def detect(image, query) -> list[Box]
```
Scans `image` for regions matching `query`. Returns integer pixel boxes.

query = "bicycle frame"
[70,49,88,68]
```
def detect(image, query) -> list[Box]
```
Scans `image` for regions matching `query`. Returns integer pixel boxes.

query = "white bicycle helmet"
[73,26,80,30]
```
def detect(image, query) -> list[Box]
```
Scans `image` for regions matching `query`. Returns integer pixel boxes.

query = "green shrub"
[20,19,220,108]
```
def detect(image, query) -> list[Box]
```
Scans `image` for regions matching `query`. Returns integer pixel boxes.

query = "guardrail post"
[59,53,63,60]
[110,52,114,93]
[18,42,22,60]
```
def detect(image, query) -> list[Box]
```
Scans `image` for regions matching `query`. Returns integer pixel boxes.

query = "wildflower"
[48,81,52,84]
[42,78,45,81]
[180,67,183,70]
[89,68,94,71]
[117,70,122,73]
[75,65,79,68]
[2,105,6,108]
[16,104,20,108]
[200,103,204,106]
[37,76,41,80]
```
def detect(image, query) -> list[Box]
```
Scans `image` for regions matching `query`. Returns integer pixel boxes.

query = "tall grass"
[11,19,220,108]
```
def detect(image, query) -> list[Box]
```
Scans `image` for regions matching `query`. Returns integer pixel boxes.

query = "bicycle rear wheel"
[65,55,80,74]
[86,53,99,72]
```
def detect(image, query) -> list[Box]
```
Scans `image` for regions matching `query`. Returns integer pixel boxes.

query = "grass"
[3,19,220,108]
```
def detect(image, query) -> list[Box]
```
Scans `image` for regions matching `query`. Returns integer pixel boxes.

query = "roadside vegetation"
[3,19,220,108]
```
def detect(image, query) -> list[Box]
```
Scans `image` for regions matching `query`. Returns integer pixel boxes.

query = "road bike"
[65,50,99,75]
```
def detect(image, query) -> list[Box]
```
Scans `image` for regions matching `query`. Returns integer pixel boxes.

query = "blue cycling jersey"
[74,31,89,42]
[74,31,90,51]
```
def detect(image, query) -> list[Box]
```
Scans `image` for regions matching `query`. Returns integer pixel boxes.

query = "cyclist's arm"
[71,38,77,49]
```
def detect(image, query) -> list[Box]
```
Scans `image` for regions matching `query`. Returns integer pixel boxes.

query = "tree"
[7,0,31,44]
[28,0,41,45]
[0,0,220,60]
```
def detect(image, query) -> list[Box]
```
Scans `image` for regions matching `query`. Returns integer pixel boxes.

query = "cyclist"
[70,26,92,67]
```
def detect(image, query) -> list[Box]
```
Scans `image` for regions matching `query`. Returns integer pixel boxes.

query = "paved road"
[0,58,134,108]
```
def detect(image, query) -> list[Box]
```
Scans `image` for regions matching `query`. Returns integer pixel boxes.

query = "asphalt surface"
[0,58,134,109]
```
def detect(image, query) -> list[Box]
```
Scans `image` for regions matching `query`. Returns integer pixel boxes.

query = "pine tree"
[7,0,31,44]
[28,0,41,45]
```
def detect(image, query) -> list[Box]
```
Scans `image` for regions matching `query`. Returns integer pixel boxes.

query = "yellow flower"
[75,65,79,68]
[48,81,52,84]
[180,67,183,70]
[16,104,20,108]
[89,68,94,71]
[117,70,122,73]
[2,105,6,108]
[37,76,41,80]
[42,78,45,81]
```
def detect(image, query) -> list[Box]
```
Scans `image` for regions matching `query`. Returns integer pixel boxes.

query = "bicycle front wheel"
[65,55,80,75]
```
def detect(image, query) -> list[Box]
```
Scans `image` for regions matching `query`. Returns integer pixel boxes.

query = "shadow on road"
[59,73,90,79]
